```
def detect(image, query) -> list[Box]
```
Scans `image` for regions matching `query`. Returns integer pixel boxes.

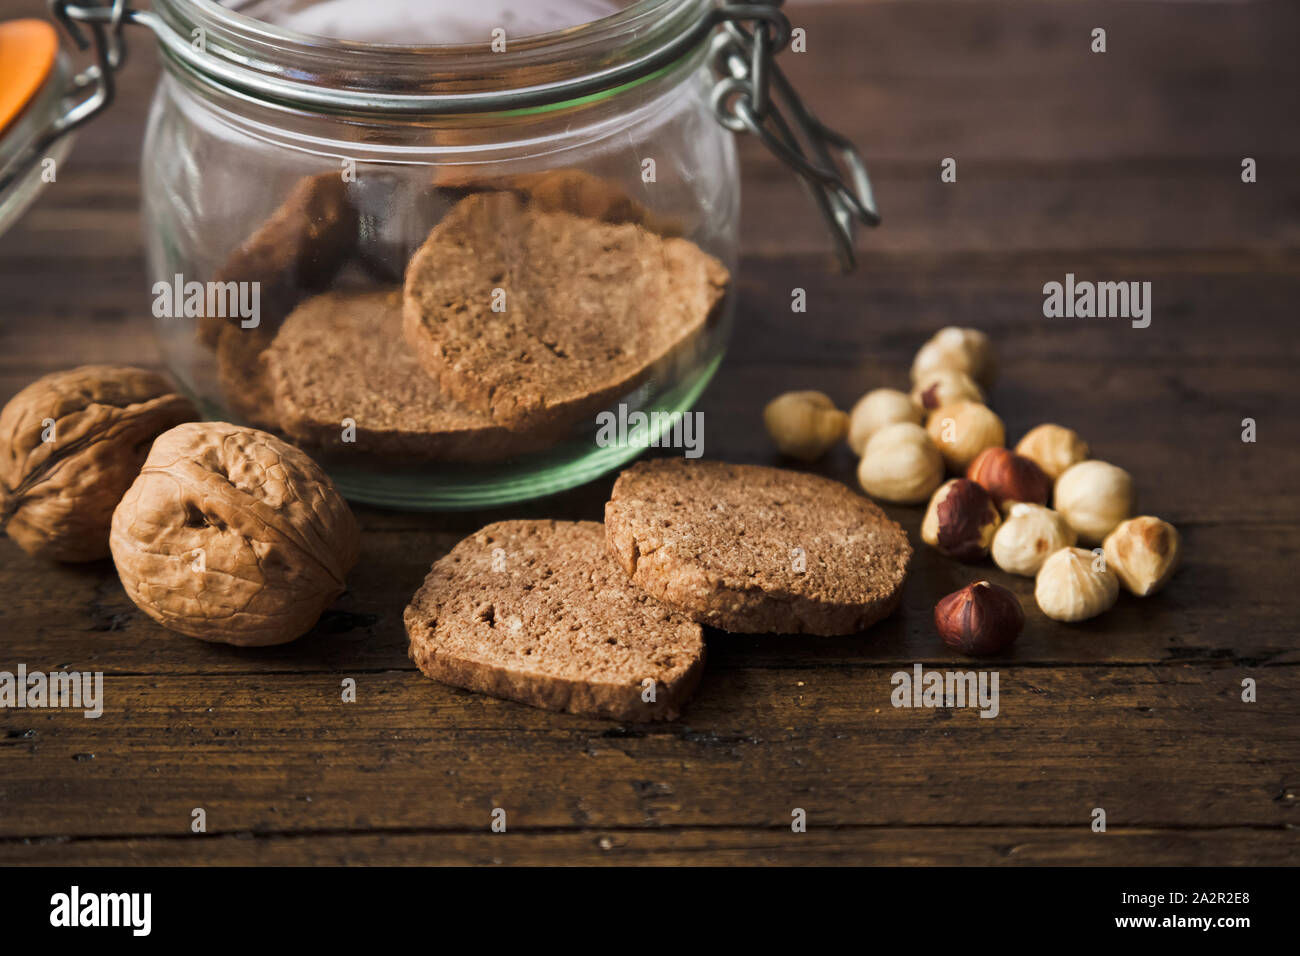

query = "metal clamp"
[710,2,880,269]
[0,0,130,195]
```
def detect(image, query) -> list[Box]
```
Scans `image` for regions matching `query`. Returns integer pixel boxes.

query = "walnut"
[0,365,199,561]
[109,422,360,646]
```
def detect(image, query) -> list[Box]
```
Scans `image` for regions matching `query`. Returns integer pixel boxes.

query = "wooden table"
[1,0,1296,866]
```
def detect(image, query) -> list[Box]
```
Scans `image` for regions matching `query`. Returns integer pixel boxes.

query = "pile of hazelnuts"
[763,327,1182,657]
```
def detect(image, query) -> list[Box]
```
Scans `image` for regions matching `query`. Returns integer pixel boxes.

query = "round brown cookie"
[216,323,279,430]
[198,171,357,349]
[404,520,705,721]
[434,167,681,236]
[604,460,913,636]
[263,288,556,462]
[402,191,729,431]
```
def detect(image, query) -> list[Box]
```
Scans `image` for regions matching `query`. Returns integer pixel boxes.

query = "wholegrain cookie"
[402,191,728,431]
[436,168,680,235]
[199,171,357,349]
[404,520,705,721]
[604,460,913,636]
[216,324,279,430]
[263,289,555,461]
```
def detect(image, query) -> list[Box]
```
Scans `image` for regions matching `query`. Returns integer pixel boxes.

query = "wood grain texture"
[0,0,1297,865]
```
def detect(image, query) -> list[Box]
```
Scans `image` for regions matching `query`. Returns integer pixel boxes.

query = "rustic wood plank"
[2,826,1293,867]
[0,666,1294,840]
[2,514,1295,675]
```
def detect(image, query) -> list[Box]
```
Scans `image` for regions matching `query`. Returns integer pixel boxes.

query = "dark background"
[0,0,1297,865]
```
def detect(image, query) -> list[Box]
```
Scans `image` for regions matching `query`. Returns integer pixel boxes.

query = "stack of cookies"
[200,170,729,462]
[404,460,913,721]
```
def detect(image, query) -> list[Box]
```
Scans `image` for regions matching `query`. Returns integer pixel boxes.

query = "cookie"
[604,460,913,636]
[402,191,728,431]
[263,289,556,461]
[404,520,705,721]
[437,168,680,235]
[216,324,279,430]
[199,172,357,350]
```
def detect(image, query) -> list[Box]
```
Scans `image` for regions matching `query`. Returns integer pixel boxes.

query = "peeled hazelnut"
[1103,516,1181,596]
[858,422,944,504]
[934,580,1024,655]
[926,401,1005,470]
[911,368,984,412]
[763,390,849,461]
[910,327,996,388]
[1034,546,1119,622]
[1015,424,1090,480]
[921,479,1000,561]
[966,446,1051,512]
[1054,460,1134,544]
[991,503,1076,576]
[847,388,923,455]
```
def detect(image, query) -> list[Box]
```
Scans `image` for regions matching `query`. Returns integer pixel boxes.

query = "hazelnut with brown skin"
[966,446,1052,512]
[934,580,1024,655]
[921,479,1000,561]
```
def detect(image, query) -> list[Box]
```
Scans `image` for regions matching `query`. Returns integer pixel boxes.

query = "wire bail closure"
[0,0,128,196]
[709,2,880,269]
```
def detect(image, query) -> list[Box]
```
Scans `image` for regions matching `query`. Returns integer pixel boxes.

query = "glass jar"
[14,0,877,510]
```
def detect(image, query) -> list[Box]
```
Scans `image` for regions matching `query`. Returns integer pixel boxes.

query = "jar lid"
[0,19,73,238]
[0,20,58,133]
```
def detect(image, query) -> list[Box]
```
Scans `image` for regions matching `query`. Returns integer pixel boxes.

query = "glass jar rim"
[139,0,719,116]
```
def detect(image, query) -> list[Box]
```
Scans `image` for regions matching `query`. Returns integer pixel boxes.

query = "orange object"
[0,20,58,135]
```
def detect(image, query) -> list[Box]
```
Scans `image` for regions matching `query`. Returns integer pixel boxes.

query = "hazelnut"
[0,365,199,561]
[1054,460,1134,544]
[910,327,996,388]
[911,367,984,412]
[847,388,923,455]
[858,422,944,504]
[966,447,1052,512]
[1103,516,1181,596]
[934,580,1024,655]
[1015,424,1089,480]
[1034,546,1119,622]
[921,479,1000,561]
[926,401,1005,470]
[110,422,360,646]
[991,503,1076,576]
[763,390,849,461]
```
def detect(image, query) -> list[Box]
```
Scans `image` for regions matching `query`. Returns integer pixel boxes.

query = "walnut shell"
[109,422,360,646]
[0,365,199,561]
